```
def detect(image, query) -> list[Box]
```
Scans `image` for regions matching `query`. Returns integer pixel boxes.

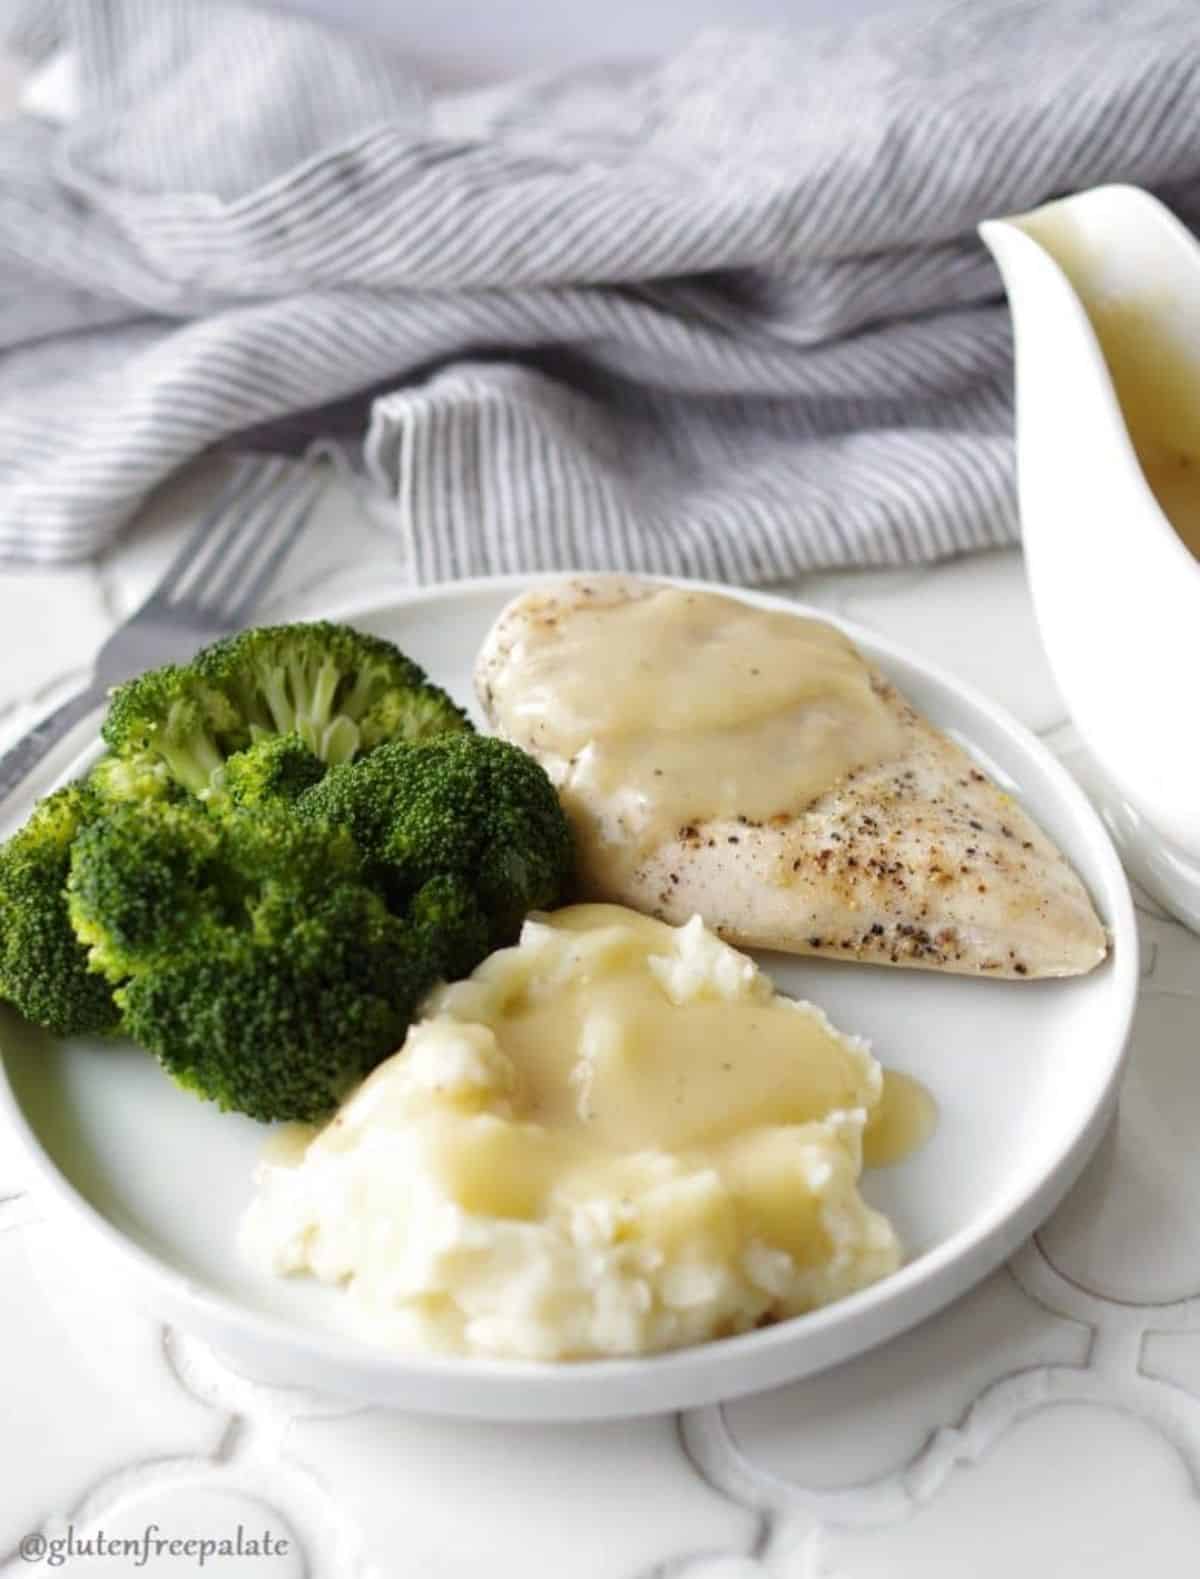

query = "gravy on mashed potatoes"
[241,906,927,1361]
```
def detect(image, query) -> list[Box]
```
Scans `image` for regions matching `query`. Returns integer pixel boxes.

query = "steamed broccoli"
[64,732,572,1119]
[400,871,492,985]
[297,733,574,956]
[67,799,228,982]
[0,781,120,1036]
[102,621,470,798]
[67,800,433,1120]
[89,751,182,806]
[102,667,241,798]
[0,620,573,1122]
[215,732,327,811]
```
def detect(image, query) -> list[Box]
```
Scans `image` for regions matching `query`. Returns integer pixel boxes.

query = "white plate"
[0,576,1138,1421]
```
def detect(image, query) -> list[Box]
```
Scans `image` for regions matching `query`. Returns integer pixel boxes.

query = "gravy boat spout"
[981,186,1200,929]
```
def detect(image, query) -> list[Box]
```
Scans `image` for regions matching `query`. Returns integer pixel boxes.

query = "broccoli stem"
[159,719,225,797]
[319,716,360,764]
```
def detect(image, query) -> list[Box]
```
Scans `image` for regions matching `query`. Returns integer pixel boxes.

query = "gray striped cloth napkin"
[4,0,1200,584]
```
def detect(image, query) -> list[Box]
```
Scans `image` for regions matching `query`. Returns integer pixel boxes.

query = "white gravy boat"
[981,186,1200,931]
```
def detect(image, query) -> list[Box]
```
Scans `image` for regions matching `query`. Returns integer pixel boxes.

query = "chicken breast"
[476,578,1108,979]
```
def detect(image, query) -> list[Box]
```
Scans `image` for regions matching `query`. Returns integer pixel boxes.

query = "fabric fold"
[3,0,1200,577]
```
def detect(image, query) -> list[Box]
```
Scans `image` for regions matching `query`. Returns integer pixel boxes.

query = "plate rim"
[0,571,1140,1419]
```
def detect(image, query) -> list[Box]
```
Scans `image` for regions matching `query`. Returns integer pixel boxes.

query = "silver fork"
[0,455,326,804]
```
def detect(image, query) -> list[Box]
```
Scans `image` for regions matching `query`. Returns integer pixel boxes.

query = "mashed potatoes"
[241,905,902,1360]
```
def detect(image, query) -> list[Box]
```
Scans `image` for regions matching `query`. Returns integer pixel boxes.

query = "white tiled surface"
[1,461,1198,1578]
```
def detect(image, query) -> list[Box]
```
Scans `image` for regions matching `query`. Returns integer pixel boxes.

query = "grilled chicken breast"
[476,579,1108,979]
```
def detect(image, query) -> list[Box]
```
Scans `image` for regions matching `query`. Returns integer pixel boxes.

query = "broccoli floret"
[124,944,409,1121]
[406,872,492,983]
[89,751,182,807]
[68,800,229,983]
[68,800,433,1121]
[215,732,327,810]
[298,733,574,956]
[102,664,244,798]
[0,781,120,1036]
[102,621,470,798]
